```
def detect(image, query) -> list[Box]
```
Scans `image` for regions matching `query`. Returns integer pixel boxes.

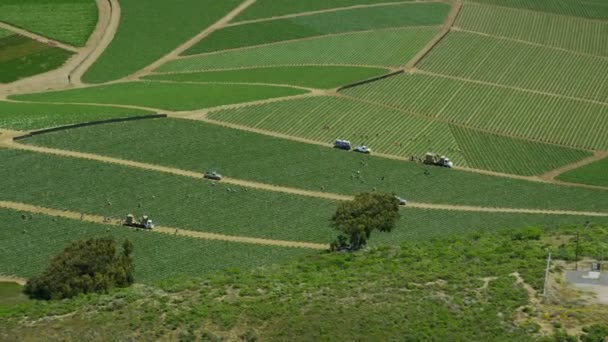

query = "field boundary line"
[0,275,26,286]
[227,1,444,27]
[0,201,328,250]
[451,27,608,61]
[128,0,258,81]
[415,69,608,107]
[540,151,608,181]
[148,64,390,75]
[0,21,79,52]
[175,25,440,60]
[337,70,405,91]
[143,79,319,93]
[404,0,462,70]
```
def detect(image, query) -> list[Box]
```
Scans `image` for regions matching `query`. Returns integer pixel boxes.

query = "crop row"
[83,0,241,83]
[0,34,72,84]
[0,0,96,46]
[0,101,152,130]
[419,31,608,103]
[158,28,439,72]
[234,0,417,22]
[558,157,608,187]
[188,3,449,54]
[467,0,608,20]
[11,81,307,111]
[24,117,608,212]
[0,208,315,283]
[145,66,388,89]
[343,73,608,151]
[457,3,608,57]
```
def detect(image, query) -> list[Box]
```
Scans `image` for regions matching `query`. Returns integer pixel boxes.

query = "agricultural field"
[186,3,449,54]
[0,0,96,46]
[157,27,439,72]
[0,101,152,130]
[145,66,389,89]
[234,0,419,21]
[558,157,608,187]
[0,208,315,283]
[11,81,307,111]
[467,0,608,20]
[456,3,608,57]
[0,33,73,83]
[23,118,608,212]
[418,31,608,102]
[342,73,608,151]
[83,0,241,83]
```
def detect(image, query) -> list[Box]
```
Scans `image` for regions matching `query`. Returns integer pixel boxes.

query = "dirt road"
[0,275,26,286]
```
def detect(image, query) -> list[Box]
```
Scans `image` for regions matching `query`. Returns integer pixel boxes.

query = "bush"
[24,237,134,300]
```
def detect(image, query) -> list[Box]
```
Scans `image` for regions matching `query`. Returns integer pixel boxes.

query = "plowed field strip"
[0,201,328,250]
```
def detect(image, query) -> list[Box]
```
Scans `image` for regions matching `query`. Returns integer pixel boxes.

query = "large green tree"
[24,237,134,300]
[330,192,400,251]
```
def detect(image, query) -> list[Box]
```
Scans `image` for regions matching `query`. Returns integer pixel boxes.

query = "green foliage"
[0,100,152,130]
[552,225,608,261]
[343,73,608,151]
[419,31,608,103]
[188,3,449,54]
[457,3,608,57]
[331,192,400,250]
[0,282,29,306]
[581,324,608,342]
[24,118,608,213]
[0,35,72,83]
[12,81,307,111]
[234,0,416,21]
[83,0,241,83]
[0,208,314,283]
[24,237,134,300]
[158,27,439,72]
[558,157,608,187]
[144,66,388,89]
[467,0,608,20]
[0,0,96,46]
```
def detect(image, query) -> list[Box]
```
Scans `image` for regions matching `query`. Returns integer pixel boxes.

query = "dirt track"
[541,151,608,181]
[0,201,328,250]
[0,275,26,286]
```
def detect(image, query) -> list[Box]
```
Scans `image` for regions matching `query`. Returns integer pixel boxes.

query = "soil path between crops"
[0,21,79,52]
[0,201,328,250]
[0,0,116,97]
[540,151,608,181]
[3,139,608,217]
[129,0,258,80]
[0,275,26,286]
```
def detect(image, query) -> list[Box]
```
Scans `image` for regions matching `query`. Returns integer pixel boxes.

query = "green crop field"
[0,0,96,46]
[187,3,449,54]
[558,157,608,187]
[418,31,608,102]
[23,118,608,212]
[0,208,315,283]
[0,28,11,39]
[0,101,152,130]
[12,81,307,111]
[457,3,608,57]
[145,66,388,89]
[0,34,73,84]
[343,73,608,151]
[467,0,608,20]
[157,27,439,72]
[234,0,419,22]
[82,0,241,83]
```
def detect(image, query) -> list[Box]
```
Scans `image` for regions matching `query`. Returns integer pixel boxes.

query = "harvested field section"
[419,31,608,102]
[188,3,449,54]
[234,0,417,21]
[0,208,315,283]
[145,66,388,89]
[158,28,439,72]
[450,126,592,176]
[467,0,608,20]
[0,101,152,130]
[24,118,608,212]
[456,3,608,57]
[343,73,608,151]
[83,0,241,83]
[0,149,337,243]
[558,157,608,187]
[0,0,96,46]
[12,82,307,111]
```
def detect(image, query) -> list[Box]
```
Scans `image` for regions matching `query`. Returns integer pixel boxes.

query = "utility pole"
[543,251,552,298]
[575,231,580,271]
